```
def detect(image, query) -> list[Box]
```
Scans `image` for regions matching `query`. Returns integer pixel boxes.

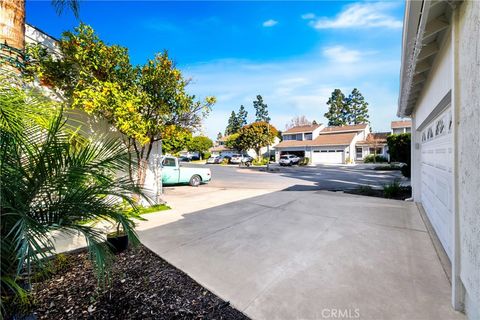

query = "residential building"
[398,1,479,318]
[275,123,388,164]
[391,120,412,134]
[210,135,280,158]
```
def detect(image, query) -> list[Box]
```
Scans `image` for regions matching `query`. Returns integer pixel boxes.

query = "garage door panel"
[420,107,453,260]
[311,149,344,164]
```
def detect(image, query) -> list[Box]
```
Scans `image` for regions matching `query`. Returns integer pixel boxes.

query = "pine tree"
[253,95,270,122]
[324,89,349,126]
[346,88,370,124]
[236,105,248,128]
[225,111,237,135]
[216,132,223,141]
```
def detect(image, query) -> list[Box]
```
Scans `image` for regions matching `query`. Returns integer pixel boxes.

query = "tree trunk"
[0,0,26,71]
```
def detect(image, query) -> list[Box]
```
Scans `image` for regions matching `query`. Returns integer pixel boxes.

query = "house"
[275,123,388,164]
[210,135,280,158]
[391,120,412,134]
[398,1,479,318]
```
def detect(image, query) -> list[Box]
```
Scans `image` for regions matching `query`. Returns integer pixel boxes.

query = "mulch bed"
[344,186,412,200]
[31,245,249,320]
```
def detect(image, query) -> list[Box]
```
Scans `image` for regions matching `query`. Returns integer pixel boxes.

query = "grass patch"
[136,204,171,215]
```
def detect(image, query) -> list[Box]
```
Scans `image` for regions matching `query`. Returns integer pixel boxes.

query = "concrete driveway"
[138,186,462,320]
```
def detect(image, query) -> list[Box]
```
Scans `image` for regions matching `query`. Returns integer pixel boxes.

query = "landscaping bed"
[31,245,249,320]
[345,185,412,200]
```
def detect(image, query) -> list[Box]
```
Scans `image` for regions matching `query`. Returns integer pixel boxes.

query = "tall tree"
[236,104,248,127]
[225,110,240,135]
[253,95,270,122]
[0,0,79,71]
[346,88,370,124]
[216,132,223,141]
[161,126,193,155]
[324,89,349,126]
[285,115,311,130]
[235,122,278,159]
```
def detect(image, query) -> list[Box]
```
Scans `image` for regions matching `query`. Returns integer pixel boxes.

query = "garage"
[280,150,305,158]
[419,107,453,260]
[311,148,344,164]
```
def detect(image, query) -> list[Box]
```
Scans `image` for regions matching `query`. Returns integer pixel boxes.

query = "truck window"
[162,158,176,167]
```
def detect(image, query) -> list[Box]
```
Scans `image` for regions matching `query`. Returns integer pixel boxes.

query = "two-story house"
[391,120,412,134]
[275,123,388,164]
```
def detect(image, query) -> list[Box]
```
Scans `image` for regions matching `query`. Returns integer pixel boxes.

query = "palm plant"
[0,79,148,316]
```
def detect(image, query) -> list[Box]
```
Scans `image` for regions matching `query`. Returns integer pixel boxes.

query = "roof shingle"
[276,132,356,148]
[283,124,321,134]
[391,120,412,129]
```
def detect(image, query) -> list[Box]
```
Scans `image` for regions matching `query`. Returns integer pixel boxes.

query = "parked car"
[161,156,211,186]
[206,156,219,164]
[179,156,191,162]
[230,154,253,164]
[279,154,300,166]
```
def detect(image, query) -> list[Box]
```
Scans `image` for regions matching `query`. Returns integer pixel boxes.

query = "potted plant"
[106,223,129,254]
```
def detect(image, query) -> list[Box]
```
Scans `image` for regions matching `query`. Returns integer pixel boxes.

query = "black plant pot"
[106,233,129,254]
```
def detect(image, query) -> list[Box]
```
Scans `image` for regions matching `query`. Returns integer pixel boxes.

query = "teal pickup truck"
[161,156,211,186]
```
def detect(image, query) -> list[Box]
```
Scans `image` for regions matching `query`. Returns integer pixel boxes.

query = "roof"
[356,133,389,146]
[209,145,233,152]
[320,124,367,133]
[276,132,356,148]
[398,1,453,117]
[391,120,412,129]
[283,124,321,134]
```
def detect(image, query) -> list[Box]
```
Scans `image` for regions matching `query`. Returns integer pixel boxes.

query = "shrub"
[401,164,411,178]
[364,154,388,163]
[221,158,229,165]
[387,133,411,164]
[299,157,310,166]
[252,157,269,166]
[202,151,211,160]
[383,179,402,198]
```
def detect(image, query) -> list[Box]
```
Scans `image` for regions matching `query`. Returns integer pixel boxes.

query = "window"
[305,133,313,140]
[369,148,382,155]
[328,150,336,153]
[320,150,328,153]
[313,150,320,153]
[162,158,176,167]
[296,134,303,140]
[356,147,363,159]
[405,127,411,133]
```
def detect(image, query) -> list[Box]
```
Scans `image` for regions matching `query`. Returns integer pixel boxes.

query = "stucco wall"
[457,1,480,317]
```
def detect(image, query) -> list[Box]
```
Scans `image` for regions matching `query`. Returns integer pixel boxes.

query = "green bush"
[202,151,211,160]
[252,157,269,166]
[221,158,229,165]
[364,154,388,163]
[299,157,310,166]
[383,179,402,198]
[401,164,411,178]
[387,133,411,164]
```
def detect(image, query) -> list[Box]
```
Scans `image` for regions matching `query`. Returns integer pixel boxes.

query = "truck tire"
[189,175,201,187]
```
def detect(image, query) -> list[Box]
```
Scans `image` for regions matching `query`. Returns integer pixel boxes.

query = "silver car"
[279,154,300,166]
[230,154,253,164]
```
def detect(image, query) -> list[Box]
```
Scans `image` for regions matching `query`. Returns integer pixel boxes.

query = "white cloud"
[323,46,362,63]
[181,51,400,139]
[262,19,278,27]
[301,13,316,20]
[306,2,402,29]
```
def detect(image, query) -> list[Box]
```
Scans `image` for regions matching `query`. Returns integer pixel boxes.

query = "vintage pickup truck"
[161,156,211,186]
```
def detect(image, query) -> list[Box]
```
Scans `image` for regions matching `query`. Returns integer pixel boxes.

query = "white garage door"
[420,106,453,260]
[312,149,344,164]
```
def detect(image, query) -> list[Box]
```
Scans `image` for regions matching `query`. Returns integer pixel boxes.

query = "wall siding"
[457,1,480,317]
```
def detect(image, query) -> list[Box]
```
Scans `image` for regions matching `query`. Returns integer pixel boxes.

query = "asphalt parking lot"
[179,163,405,191]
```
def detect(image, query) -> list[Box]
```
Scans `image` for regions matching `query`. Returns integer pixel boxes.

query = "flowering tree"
[25,24,215,186]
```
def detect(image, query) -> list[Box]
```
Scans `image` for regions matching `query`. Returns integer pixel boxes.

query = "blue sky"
[27,1,405,138]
